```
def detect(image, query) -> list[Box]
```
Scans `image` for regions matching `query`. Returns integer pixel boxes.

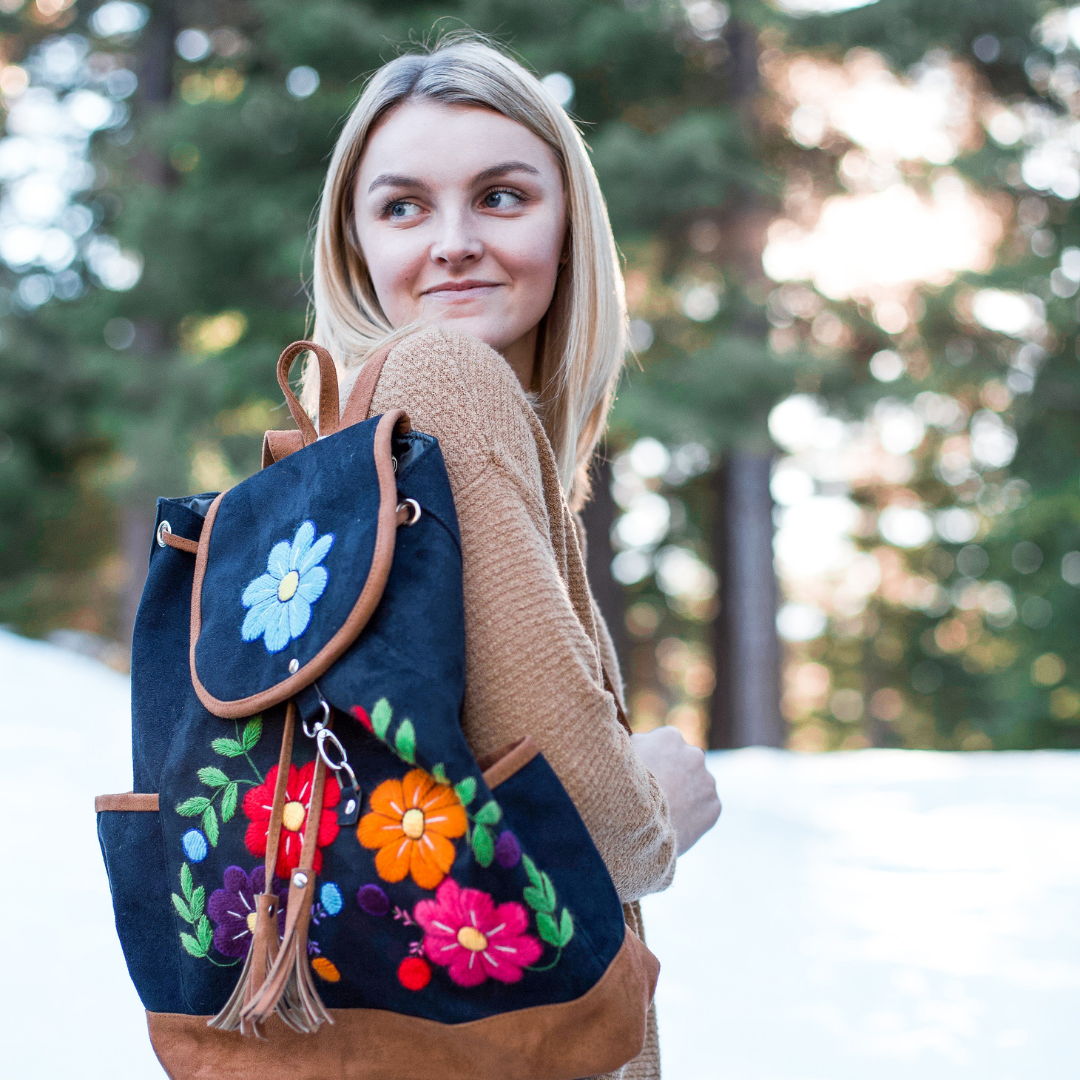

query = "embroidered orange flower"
[357,769,467,890]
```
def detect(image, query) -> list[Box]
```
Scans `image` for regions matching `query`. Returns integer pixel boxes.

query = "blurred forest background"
[3,0,1080,754]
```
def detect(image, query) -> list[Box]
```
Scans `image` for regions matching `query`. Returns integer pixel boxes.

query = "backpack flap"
[189,407,409,718]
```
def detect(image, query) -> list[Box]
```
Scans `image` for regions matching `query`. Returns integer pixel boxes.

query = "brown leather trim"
[189,409,409,719]
[479,736,541,789]
[95,792,159,812]
[162,532,198,555]
[261,429,305,469]
[147,926,658,1080]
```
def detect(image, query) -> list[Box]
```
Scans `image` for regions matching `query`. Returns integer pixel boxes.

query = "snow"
[644,748,1080,1079]
[3,628,1077,1078]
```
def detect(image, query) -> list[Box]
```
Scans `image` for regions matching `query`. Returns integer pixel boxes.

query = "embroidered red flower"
[243,761,340,879]
[414,878,542,987]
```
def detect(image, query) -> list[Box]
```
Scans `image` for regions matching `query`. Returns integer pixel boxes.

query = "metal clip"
[302,683,332,739]
[316,727,361,825]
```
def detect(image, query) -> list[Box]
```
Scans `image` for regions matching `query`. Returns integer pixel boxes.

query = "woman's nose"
[429,211,483,267]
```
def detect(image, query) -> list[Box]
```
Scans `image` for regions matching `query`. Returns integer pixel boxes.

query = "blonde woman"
[304,36,721,1078]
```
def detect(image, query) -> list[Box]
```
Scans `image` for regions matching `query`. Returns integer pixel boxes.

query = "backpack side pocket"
[97,794,186,1013]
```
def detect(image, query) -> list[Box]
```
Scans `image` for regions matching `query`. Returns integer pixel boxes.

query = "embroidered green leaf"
[180,932,207,958]
[180,862,194,901]
[371,698,392,740]
[537,911,562,947]
[202,804,219,847]
[196,915,213,952]
[523,873,556,914]
[540,872,557,910]
[221,781,238,823]
[242,716,262,750]
[198,766,230,788]
[394,719,416,764]
[176,796,210,817]
[454,777,477,807]
[431,763,450,785]
[210,738,245,758]
[171,893,194,924]
[190,885,205,922]
[473,800,502,826]
[557,908,575,947]
[522,885,548,912]
[521,854,543,890]
[472,823,494,867]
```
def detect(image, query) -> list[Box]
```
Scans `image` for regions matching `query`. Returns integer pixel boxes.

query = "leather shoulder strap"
[339,341,396,428]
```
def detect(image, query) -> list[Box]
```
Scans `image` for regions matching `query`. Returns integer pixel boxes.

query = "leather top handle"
[276,340,340,445]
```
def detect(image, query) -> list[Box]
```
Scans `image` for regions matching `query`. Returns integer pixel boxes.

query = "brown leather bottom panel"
[148,927,658,1080]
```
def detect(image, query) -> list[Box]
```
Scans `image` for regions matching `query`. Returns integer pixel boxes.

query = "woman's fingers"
[632,727,722,856]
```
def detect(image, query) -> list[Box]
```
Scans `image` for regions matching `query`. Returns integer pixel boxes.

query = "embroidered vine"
[171,717,268,965]
[521,854,575,970]
[175,716,264,848]
[172,862,237,966]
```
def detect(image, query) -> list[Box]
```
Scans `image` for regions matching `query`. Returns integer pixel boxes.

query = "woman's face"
[354,101,567,388]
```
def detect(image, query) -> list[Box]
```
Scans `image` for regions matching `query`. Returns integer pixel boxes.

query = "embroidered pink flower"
[414,878,542,987]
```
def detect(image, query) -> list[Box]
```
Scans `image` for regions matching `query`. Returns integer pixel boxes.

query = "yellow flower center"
[277,570,300,602]
[401,807,425,840]
[282,800,305,832]
[457,926,488,953]
[246,912,258,934]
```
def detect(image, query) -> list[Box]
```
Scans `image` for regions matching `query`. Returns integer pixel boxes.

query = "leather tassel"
[208,702,297,1035]
[207,893,282,1036]
[242,868,331,1034]
[240,718,334,1033]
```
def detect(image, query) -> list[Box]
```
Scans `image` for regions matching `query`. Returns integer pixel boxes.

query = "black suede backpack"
[95,340,658,1080]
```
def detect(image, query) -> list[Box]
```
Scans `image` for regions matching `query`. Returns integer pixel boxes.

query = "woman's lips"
[422,280,502,299]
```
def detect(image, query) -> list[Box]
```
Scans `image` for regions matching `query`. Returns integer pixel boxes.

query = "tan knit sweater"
[363,328,676,1080]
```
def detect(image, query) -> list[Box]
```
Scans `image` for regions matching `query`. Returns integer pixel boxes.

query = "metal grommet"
[288,658,299,674]
[156,520,172,548]
[292,871,309,888]
[391,456,398,473]
[396,498,421,526]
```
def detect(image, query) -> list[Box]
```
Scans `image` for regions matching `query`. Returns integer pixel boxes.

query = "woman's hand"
[632,726,721,856]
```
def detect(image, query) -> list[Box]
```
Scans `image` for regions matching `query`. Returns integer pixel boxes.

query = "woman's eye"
[388,201,421,219]
[482,190,523,210]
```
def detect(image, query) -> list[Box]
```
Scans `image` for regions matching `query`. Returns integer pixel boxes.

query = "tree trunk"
[579,455,628,676]
[709,452,782,748]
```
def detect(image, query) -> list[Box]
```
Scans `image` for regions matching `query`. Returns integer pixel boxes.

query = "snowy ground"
[3,628,1078,1079]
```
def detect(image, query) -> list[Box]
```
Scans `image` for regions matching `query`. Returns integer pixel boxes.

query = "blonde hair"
[306,34,626,508]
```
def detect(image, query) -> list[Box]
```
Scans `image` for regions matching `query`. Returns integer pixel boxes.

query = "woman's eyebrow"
[367,173,430,194]
[472,161,541,184]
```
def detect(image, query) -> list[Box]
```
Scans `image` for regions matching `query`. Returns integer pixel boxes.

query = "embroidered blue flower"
[241,520,334,653]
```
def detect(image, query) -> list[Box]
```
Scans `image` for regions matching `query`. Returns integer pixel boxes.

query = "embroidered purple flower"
[241,520,334,653]
[207,865,286,958]
[494,830,521,869]
[358,883,389,916]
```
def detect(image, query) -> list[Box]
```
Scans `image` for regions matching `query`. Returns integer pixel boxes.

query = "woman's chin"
[422,311,509,351]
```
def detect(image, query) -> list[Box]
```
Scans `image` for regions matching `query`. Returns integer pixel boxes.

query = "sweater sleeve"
[368,329,677,903]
